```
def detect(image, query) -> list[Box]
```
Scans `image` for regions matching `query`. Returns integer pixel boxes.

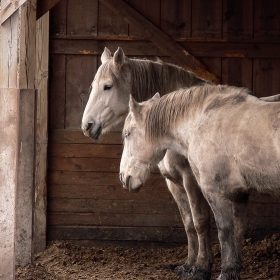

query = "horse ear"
[113,47,126,70]
[152,92,160,99]
[101,47,112,64]
[129,95,141,118]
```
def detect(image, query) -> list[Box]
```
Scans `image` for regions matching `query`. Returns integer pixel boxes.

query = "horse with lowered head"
[120,84,280,280]
[82,47,280,280]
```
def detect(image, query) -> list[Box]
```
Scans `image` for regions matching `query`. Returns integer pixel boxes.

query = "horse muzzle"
[119,173,142,193]
[82,122,102,140]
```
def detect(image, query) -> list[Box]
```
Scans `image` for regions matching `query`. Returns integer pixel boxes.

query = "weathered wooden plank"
[67,0,98,36]
[0,88,19,279]
[49,54,66,129]
[48,143,123,158]
[18,0,36,89]
[222,58,252,90]
[36,0,61,20]
[49,0,67,36]
[254,0,280,40]
[0,0,26,24]
[191,0,223,38]
[65,55,97,129]
[49,157,121,172]
[47,212,183,227]
[47,226,188,243]
[160,0,191,39]
[48,182,170,200]
[33,12,49,254]
[49,129,122,144]
[47,198,181,215]
[223,0,253,40]
[98,0,129,36]
[15,89,36,266]
[0,11,19,88]
[48,170,164,187]
[50,38,280,58]
[99,0,220,83]
[129,0,160,38]
[253,59,280,97]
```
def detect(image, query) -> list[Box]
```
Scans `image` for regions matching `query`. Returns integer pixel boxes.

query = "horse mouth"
[90,125,102,140]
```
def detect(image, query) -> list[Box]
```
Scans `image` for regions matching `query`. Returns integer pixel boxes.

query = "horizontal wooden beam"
[50,38,280,59]
[99,0,220,83]
[48,226,188,243]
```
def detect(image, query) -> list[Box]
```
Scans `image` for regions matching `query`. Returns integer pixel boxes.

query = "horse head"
[119,93,165,192]
[81,47,131,139]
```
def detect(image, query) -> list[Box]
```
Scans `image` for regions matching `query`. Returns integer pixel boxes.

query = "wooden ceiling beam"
[36,0,61,20]
[99,0,220,83]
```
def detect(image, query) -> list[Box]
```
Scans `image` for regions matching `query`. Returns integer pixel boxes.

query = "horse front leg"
[165,179,198,276]
[183,175,213,280]
[202,186,244,280]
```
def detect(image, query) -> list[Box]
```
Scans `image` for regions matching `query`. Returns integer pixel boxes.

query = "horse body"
[120,84,280,280]
[82,47,280,280]
[82,47,214,279]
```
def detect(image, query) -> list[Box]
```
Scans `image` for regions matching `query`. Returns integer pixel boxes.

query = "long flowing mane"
[98,57,209,102]
[128,59,209,101]
[145,85,251,141]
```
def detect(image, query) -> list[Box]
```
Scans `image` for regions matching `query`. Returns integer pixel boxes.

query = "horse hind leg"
[201,185,247,280]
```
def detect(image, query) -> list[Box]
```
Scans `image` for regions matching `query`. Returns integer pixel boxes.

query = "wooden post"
[33,12,49,254]
[0,0,37,278]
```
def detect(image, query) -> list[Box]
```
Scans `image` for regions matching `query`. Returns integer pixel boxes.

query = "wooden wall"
[48,0,280,243]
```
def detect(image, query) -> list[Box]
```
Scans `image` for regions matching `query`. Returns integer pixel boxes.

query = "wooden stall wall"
[48,0,280,243]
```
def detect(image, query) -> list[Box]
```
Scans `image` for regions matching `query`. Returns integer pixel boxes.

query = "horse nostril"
[125,175,131,188]
[86,123,93,131]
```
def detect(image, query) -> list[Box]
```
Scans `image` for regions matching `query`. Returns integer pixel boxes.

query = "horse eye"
[104,85,112,91]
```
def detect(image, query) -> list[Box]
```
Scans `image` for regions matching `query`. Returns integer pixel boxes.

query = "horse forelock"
[144,85,251,142]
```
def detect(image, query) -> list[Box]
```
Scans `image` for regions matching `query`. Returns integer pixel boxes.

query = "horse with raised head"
[119,85,280,280]
[82,47,280,280]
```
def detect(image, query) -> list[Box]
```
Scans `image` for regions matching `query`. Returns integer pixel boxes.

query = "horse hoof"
[217,268,240,280]
[188,266,211,280]
[176,264,189,279]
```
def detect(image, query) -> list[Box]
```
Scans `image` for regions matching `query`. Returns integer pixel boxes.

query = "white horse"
[82,47,280,280]
[120,85,280,280]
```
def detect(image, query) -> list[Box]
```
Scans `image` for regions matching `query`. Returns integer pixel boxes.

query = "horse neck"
[129,59,208,102]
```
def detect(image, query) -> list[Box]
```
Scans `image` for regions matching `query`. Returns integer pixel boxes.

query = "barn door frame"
[0,0,52,278]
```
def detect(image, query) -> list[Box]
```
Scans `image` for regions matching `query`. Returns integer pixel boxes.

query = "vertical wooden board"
[254,0,280,40]
[49,0,67,36]
[160,0,191,38]
[192,0,223,38]
[15,89,35,266]
[200,57,222,83]
[223,0,253,40]
[222,58,252,90]
[34,12,49,254]
[128,0,160,37]
[67,0,98,36]
[98,1,129,36]
[18,0,36,89]
[65,55,97,129]
[0,10,19,88]
[0,89,19,279]
[48,54,66,129]
[253,59,280,97]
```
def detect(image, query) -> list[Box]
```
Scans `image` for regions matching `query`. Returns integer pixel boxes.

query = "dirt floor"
[16,234,280,280]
